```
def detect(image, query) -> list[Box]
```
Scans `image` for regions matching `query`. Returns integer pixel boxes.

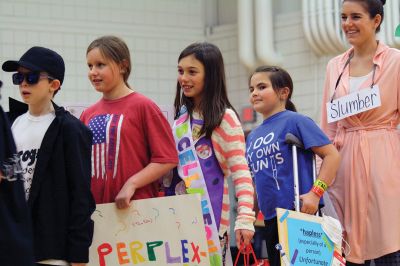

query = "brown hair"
[249,66,297,112]
[174,42,238,138]
[87,35,131,87]
[342,0,385,32]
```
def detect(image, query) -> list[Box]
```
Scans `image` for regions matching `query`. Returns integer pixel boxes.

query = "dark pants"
[346,261,372,266]
[346,250,400,266]
[264,217,281,266]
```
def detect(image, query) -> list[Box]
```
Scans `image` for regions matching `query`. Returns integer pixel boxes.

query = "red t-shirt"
[80,92,178,203]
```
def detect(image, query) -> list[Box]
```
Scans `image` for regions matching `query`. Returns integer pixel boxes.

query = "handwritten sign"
[89,194,210,266]
[326,85,381,123]
[276,208,342,266]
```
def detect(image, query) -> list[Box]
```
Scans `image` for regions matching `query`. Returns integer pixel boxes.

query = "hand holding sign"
[89,194,210,266]
[276,208,344,266]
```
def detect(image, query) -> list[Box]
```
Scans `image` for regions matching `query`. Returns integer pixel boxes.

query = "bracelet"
[314,179,328,191]
[311,185,325,198]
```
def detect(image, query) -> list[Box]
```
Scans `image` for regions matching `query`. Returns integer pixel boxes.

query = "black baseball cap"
[2,46,65,85]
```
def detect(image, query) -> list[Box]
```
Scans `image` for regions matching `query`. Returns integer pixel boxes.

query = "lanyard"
[330,52,377,102]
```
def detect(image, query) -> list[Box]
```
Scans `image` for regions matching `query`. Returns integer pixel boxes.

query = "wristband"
[314,179,328,191]
[311,185,324,198]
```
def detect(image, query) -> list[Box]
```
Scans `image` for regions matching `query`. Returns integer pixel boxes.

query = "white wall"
[275,11,331,122]
[0,0,205,109]
[274,0,301,14]
[205,10,332,126]
[0,0,333,125]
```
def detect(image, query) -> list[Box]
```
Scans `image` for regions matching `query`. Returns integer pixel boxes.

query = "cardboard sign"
[89,194,210,266]
[276,208,342,266]
[326,85,381,123]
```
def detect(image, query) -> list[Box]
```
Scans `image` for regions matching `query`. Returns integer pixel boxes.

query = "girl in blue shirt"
[246,66,340,266]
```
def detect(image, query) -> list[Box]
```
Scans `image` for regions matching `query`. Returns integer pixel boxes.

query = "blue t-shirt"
[246,110,330,220]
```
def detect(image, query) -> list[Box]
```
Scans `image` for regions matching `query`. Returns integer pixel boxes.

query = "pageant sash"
[173,106,223,266]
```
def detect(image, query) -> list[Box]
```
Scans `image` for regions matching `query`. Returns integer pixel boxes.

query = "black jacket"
[0,105,35,266]
[9,98,95,263]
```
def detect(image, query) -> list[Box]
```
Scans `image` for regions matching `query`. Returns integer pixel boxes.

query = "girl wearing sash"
[247,66,340,266]
[171,42,255,265]
[320,0,400,264]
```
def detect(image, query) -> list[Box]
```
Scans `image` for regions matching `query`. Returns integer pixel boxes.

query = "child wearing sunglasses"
[2,47,95,266]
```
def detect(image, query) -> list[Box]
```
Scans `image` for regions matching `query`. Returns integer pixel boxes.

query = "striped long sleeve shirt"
[195,109,255,236]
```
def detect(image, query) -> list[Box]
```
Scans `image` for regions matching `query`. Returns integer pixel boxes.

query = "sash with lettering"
[173,106,224,266]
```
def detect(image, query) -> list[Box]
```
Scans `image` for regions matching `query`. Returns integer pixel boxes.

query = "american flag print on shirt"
[88,114,124,179]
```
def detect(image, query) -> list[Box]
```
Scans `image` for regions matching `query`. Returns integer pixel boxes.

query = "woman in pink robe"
[320,0,400,265]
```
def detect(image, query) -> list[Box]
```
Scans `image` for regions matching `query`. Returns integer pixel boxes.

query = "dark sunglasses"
[12,72,55,85]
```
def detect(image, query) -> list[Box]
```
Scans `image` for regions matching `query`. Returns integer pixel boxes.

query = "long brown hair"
[174,42,238,138]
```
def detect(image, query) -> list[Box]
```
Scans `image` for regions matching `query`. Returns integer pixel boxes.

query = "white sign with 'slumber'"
[326,85,381,123]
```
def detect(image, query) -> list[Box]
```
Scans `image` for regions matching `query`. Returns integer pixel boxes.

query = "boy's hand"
[115,180,136,209]
[71,263,86,266]
[299,191,320,215]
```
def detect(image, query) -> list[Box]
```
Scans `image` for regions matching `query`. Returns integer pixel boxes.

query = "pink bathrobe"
[321,42,400,263]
